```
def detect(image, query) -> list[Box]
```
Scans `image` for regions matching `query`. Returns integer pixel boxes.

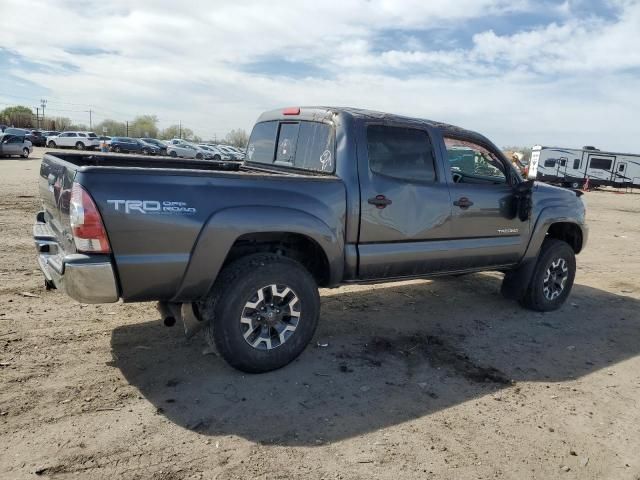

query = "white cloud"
[0,0,639,150]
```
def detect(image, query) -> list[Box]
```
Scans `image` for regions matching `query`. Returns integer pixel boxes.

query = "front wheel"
[169,150,177,157]
[195,153,203,160]
[75,142,85,150]
[213,154,221,160]
[201,254,320,373]
[21,148,30,158]
[519,238,576,312]
[47,141,56,148]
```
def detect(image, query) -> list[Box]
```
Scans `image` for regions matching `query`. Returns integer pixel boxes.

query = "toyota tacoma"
[34,107,588,372]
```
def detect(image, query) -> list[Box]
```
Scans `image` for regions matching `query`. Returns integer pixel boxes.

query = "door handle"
[453,197,474,209]
[368,195,392,209]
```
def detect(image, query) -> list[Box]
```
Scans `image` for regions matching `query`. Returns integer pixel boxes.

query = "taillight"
[69,183,111,253]
[282,107,300,115]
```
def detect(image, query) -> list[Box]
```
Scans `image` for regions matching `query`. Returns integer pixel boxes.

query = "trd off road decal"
[107,200,197,215]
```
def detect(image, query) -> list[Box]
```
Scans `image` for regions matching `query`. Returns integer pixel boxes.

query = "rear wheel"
[201,254,320,373]
[169,150,177,157]
[213,154,221,160]
[196,153,203,160]
[571,181,580,189]
[47,141,56,148]
[75,142,85,150]
[21,148,29,158]
[142,148,149,155]
[113,146,121,153]
[519,238,576,312]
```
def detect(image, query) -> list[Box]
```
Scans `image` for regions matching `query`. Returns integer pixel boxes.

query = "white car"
[46,131,101,150]
[167,143,214,160]
[198,144,232,160]
[216,144,245,160]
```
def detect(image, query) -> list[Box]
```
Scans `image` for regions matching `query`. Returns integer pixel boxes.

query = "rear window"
[247,120,334,173]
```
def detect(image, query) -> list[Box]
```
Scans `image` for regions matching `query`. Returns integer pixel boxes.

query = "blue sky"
[1,0,639,150]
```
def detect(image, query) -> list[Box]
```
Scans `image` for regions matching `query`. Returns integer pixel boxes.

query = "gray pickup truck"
[34,107,588,372]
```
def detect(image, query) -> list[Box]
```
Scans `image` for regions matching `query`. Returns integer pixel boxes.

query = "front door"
[357,123,454,279]
[443,136,530,269]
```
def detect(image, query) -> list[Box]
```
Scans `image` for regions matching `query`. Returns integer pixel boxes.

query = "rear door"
[442,136,529,269]
[356,123,454,278]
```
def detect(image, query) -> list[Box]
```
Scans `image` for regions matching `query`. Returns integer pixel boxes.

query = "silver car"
[167,143,213,160]
[0,134,33,158]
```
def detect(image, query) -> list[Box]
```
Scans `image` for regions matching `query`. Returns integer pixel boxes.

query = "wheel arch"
[172,206,344,301]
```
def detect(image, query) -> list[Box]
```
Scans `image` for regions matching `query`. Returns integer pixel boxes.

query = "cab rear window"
[247,120,335,173]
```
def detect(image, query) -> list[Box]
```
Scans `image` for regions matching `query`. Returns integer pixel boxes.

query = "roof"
[257,106,494,149]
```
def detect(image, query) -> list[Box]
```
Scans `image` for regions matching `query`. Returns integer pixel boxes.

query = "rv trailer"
[528,145,640,189]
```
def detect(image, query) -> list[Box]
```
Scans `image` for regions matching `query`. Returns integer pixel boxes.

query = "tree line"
[0,105,249,147]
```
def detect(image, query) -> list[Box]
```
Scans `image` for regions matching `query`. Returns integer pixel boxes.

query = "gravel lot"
[1,148,639,479]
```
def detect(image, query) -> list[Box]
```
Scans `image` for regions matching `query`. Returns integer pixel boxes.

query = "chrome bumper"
[34,214,119,303]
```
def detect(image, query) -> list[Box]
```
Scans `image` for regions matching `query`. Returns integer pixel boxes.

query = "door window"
[367,125,436,182]
[544,159,556,167]
[444,137,507,184]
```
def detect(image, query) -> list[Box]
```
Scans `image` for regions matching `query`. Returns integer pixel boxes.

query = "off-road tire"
[201,254,320,373]
[519,238,576,312]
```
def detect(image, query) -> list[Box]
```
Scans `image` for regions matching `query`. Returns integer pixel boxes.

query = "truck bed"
[37,152,346,302]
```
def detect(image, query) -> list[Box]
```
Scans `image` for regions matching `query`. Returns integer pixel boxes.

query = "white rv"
[528,145,640,189]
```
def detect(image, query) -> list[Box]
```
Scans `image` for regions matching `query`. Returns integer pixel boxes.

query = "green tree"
[95,119,126,136]
[129,115,159,138]
[0,105,34,128]
[224,128,249,148]
[159,124,194,141]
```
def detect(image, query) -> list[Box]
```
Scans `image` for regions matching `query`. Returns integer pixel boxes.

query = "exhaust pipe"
[157,301,204,338]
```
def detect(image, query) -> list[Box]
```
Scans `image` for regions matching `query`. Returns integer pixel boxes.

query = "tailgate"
[38,154,77,255]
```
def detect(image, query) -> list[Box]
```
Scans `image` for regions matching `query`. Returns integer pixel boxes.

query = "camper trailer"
[528,145,640,189]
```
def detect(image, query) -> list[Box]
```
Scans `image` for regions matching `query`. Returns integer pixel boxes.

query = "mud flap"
[501,259,536,301]
[157,302,205,338]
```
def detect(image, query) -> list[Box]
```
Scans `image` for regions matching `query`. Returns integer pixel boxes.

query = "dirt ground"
[1,148,639,479]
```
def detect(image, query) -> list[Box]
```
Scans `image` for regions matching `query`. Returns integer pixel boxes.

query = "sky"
[1,0,639,150]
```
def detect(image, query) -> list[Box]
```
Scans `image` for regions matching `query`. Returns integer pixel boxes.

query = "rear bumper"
[33,213,119,303]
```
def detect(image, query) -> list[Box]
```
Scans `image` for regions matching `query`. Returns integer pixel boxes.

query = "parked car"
[167,143,212,159]
[198,144,231,160]
[215,144,244,160]
[167,138,189,146]
[98,136,112,146]
[0,134,32,158]
[110,137,158,155]
[139,138,168,156]
[225,145,247,160]
[26,130,46,147]
[46,131,101,150]
[33,106,588,374]
[42,130,60,138]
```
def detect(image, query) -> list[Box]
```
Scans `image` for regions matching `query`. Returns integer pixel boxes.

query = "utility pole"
[40,99,47,129]
[179,121,182,139]
[35,107,40,129]
[126,121,129,137]
[88,109,92,130]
